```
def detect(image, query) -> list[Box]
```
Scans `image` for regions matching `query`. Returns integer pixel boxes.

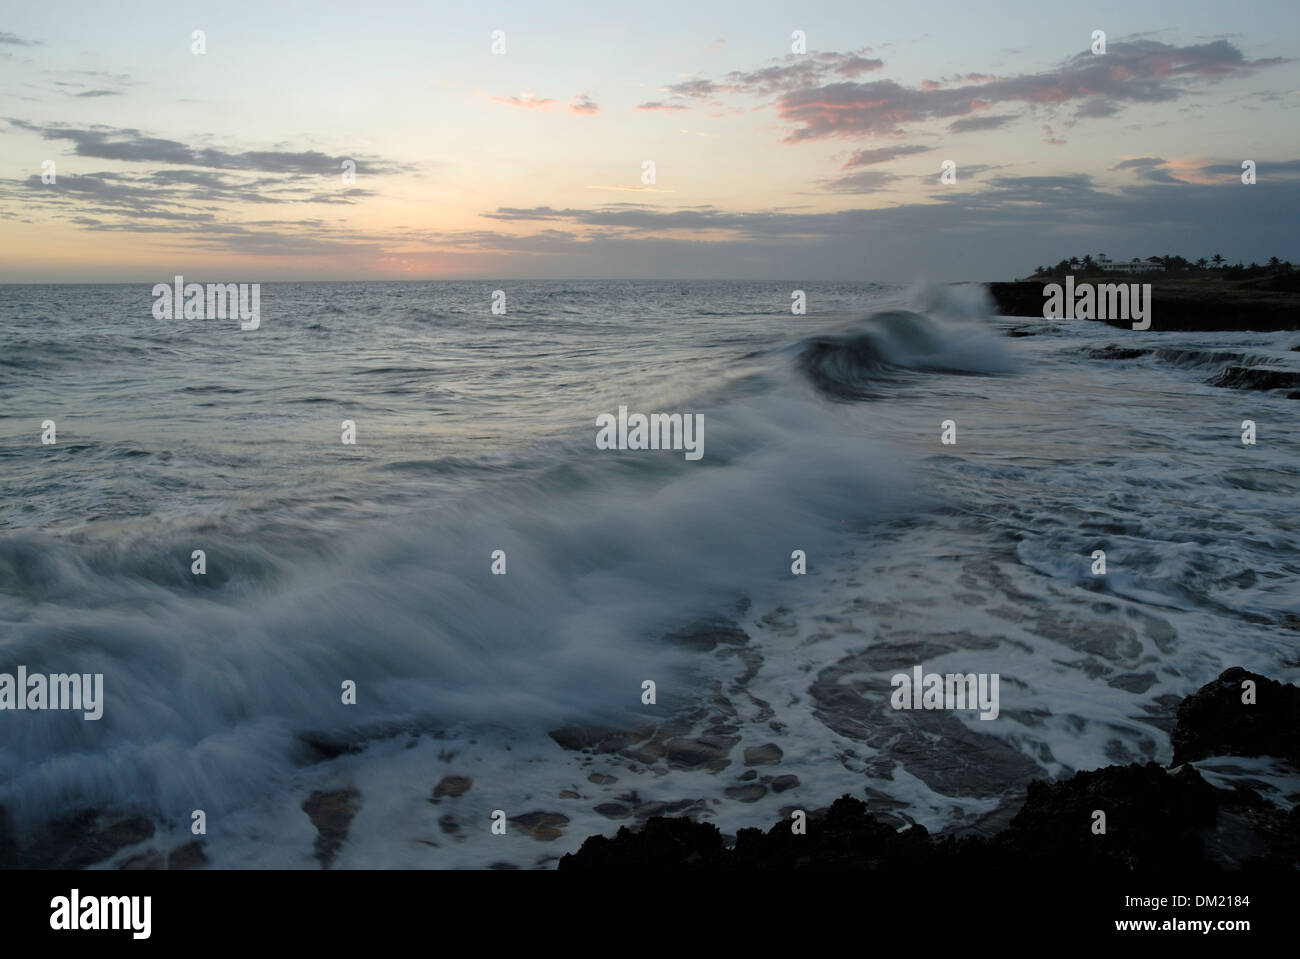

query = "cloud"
[723,51,884,95]
[491,94,559,111]
[764,39,1290,140]
[0,162,377,231]
[15,161,1300,277]
[843,144,933,166]
[0,32,40,46]
[1074,98,1121,119]
[468,166,1300,273]
[1113,156,1182,182]
[586,185,676,193]
[816,169,898,194]
[636,101,690,112]
[570,94,599,115]
[663,50,884,103]
[1198,158,1300,178]
[5,120,410,174]
[666,78,722,99]
[947,114,1015,133]
[53,71,134,98]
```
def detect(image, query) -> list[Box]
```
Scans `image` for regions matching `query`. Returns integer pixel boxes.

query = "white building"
[1094,254,1164,274]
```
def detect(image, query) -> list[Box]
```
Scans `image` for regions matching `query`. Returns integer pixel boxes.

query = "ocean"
[1,279,1297,868]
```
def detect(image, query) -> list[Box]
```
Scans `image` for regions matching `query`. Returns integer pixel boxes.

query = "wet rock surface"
[302,786,360,869]
[1171,667,1300,767]
[509,811,570,841]
[430,775,473,801]
[810,644,1041,801]
[0,811,154,870]
[562,764,1298,872]
[561,668,1300,871]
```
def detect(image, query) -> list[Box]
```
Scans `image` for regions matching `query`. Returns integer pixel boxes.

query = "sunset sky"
[2,0,1298,282]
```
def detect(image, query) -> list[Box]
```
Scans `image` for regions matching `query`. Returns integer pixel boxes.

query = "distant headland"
[985,252,1300,331]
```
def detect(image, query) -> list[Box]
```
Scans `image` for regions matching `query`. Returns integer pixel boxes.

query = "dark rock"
[744,743,783,766]
[996,763,1219,870]
[666,621,750,652]
[302,786,360,869]
[509,811,570,841]
[770,775,800,793]
[430,775,473,801]
[0,811,155,870]
[559,816,728,870]
[1171,667,1300,766]
[119,850,164,870]
[987,280,1300,331]
[664,734,740,772]
[297,732,364,761]
[167,840,207,869]
[562,764,1293,871]
[548,725,638,753]
[1206,366,1300,391]
[1087,345,1151,360]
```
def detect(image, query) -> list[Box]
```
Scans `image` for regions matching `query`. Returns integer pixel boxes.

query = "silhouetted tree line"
[1031,255,1294,277]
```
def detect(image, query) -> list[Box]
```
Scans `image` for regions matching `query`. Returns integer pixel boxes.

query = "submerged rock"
[302,786,360,869]
[430,775,473,801]
[509,811,569,841]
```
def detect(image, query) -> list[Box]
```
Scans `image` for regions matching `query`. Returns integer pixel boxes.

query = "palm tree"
[1268,256,1281,269]
[1081,254,1095,272]
[1195,258,1208,270]
[1211,254,1224,268]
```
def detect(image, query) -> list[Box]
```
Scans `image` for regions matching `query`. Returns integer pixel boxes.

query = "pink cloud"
[492,95,559,111]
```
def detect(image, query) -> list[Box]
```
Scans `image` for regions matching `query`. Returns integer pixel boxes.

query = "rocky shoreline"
[986,278,1300,331]
[3,665,1295,871]
[558,668,1300,871]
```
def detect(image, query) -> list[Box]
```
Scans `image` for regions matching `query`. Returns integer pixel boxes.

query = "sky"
[1,0,1298,282]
